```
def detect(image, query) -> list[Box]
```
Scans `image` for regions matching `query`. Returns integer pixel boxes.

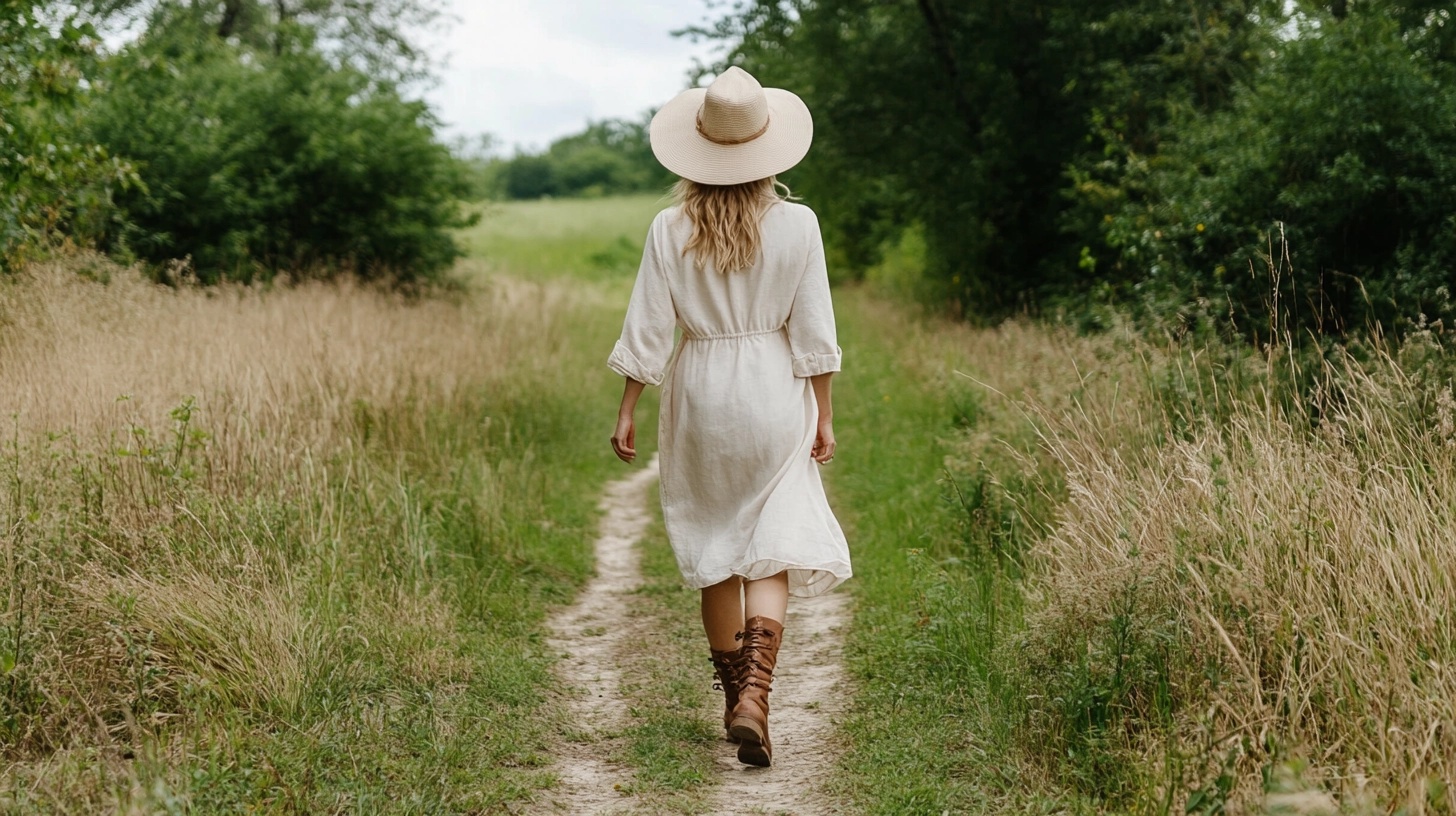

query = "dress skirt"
[607,202,852,598]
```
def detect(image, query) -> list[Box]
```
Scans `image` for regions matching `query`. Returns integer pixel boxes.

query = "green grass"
[823,287,1086,813]
[458,194,672,284]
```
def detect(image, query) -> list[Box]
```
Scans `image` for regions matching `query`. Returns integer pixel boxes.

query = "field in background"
[458,194,670,284]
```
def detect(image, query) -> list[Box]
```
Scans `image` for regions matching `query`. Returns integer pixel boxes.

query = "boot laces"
[733,629,777,689]
[710,652,746,692]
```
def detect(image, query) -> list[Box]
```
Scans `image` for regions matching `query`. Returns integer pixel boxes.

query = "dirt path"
[541,456,852,815]
[540,457,660,814]
[708,590,852,816]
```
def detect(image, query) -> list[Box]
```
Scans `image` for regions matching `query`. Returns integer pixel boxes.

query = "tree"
[1104,10,1456,335]
[86,27,474,282]
[1,1,139,271]
[483,114,676,201]
[81,0,448,83]
[687,0,1277,317]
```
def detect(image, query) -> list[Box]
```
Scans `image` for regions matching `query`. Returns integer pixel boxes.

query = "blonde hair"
[673,177,793,273]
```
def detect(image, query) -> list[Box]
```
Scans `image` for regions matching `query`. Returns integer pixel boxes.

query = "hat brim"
[650,87,813,186]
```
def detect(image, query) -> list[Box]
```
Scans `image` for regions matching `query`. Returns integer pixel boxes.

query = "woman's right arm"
[612,378,647,463]
[607,213,673,463]
[810,372,835,464]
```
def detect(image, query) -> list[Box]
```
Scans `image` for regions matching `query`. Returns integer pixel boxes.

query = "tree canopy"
[686,0,1456,335]
[2,0,471,282]
[473,115,675,201]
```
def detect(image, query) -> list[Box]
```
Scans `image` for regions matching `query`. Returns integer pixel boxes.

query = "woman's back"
[651,200,821,340]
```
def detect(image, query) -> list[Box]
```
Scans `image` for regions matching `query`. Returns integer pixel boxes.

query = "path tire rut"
[708,591,851,816]
[540,458,660,814]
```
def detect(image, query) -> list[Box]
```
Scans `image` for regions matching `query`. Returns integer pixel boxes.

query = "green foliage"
[0,3,139,270]
[85,24,475,282]
[703,1,1456,336]
[1103,11,1456,336]
[693,0,1275,316]
[84,0,449,84]
[480,116,676,200]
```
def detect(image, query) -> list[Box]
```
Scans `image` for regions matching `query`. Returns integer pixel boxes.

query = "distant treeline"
[3,1,471,284]
[692,0,1456,336]
[467,116,676,201]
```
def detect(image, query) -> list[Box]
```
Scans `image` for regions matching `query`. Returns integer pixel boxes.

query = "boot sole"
[729,717,771,767]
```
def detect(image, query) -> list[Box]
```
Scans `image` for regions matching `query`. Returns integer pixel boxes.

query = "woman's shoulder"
[769,199,818,221]
[764,200,822,241]
[651,204,690,235]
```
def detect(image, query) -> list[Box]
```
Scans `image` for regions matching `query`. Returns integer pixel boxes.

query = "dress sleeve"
[607,215,676,386]
[786,214,843,378]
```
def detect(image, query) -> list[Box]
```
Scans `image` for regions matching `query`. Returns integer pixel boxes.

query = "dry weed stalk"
[917,294,1454,809]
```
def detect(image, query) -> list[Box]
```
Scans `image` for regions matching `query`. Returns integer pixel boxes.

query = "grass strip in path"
[541,458,666,813]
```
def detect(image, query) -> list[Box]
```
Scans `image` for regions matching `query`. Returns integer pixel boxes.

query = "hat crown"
[697,66,770,145]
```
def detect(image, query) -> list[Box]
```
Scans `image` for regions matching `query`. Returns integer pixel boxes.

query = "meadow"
[0,197,663,811]
[3,193,1454,813]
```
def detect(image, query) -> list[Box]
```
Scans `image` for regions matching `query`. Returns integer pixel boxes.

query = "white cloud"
[423,0,720,152]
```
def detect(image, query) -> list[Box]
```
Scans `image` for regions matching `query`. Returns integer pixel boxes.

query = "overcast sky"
[421,0,720,154]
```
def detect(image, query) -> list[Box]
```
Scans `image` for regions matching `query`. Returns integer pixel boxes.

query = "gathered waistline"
[681,326,786,342]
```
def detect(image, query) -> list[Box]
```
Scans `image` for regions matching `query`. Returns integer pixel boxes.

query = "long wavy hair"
[673,176,793,273]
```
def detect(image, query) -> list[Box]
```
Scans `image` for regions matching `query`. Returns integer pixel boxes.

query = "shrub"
[1105,13,1456,336]
[86,24,475,283]
[0,7,138,271]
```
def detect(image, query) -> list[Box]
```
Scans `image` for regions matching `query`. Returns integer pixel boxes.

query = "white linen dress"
[607,201,851,597]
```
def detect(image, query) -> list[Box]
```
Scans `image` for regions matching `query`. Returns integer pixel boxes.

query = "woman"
[607,66,851,768]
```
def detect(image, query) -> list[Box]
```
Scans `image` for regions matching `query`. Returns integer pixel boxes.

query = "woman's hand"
[812,418,836,464]
[612,413,637,463]
[613,378,646,464]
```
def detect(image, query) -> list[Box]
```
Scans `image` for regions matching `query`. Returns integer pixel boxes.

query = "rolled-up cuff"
[791,346,843,378]
[607,342,664,386]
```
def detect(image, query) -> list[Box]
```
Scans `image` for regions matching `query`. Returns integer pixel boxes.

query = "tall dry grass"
[0,253,604,809]
[0,256,568,464]
[937,312,1456,809]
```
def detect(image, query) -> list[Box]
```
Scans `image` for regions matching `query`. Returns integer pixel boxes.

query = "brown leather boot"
[728,616,783,767]
[710,647,744,742]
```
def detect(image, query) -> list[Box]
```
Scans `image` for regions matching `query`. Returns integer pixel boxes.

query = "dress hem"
[681,559,852,598]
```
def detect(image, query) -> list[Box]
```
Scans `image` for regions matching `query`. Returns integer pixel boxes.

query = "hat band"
[696,111,771,146]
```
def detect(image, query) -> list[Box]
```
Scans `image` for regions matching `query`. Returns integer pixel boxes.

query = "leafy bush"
[480,116,674,201]
[1102,13,1456,335]
[0,6,138,271]
[86,24,474,283]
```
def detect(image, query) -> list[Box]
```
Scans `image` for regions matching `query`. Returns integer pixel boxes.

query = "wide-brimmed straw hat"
[650,66,813,186]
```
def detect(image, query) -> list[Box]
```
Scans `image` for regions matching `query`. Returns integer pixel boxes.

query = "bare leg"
[744,571,789,624]
[701,576,744,651]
